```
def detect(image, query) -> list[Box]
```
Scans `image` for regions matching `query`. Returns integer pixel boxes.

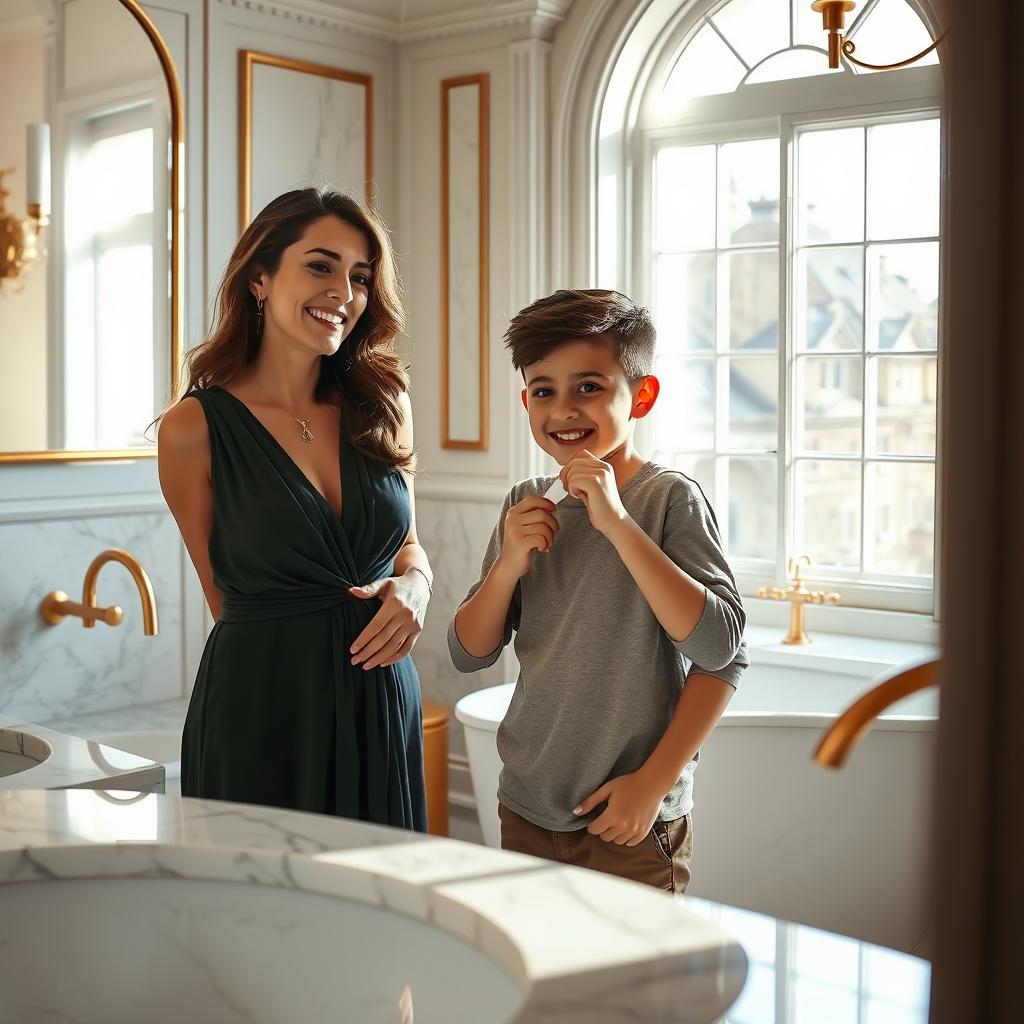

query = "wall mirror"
[0,0,182,464]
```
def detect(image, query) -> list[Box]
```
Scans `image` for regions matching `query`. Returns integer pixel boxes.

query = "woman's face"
[253,214,372,357]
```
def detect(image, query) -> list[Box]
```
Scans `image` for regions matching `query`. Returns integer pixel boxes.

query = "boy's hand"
[494,495,559,579]
[571,769,667,846]
[559,450,627,536]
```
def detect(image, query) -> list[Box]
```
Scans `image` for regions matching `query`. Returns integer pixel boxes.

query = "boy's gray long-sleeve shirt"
[447,461,749,832]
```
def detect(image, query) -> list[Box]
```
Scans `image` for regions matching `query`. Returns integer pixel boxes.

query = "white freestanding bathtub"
[454,647,938,956]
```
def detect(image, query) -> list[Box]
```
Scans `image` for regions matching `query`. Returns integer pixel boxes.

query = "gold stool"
[422,699,450,836]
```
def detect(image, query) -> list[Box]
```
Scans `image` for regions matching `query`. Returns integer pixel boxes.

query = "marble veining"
[0,789,747,1023]
[0,512,183,723]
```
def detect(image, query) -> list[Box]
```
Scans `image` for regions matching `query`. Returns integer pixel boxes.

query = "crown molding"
[213,0,572,43]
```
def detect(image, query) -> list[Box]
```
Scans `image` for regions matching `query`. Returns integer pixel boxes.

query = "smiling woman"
[156,187,434,830]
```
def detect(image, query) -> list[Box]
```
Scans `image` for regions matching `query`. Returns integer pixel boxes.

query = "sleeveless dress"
[180,385,427,831]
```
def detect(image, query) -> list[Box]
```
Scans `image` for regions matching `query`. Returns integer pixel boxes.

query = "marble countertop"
[0,714,165,793]
[0,789,748,1023]
[45,696,190,737]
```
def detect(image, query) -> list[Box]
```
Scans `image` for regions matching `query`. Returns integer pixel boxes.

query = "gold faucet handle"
[756,585,789,600]
[809,590,841,605]
[40,591,124,627]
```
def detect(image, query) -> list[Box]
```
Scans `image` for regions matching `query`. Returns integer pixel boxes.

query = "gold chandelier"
[811,0,948,70]
[0,124,50,289]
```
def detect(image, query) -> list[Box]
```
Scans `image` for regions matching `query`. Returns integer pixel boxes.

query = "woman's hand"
[571,769,668,846]
[348,570,430,670]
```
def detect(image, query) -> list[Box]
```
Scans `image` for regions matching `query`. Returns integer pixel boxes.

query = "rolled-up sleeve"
[447,487,521,674]
[662,492,747,676]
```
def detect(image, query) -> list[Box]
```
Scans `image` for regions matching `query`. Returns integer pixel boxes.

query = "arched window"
[596,0,942,613]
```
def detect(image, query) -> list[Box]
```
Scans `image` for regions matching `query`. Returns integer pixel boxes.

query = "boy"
[447,289,748,893]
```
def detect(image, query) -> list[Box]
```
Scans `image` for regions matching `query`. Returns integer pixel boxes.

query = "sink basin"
[0,730,51,779]
[0,877,524,1023]
[93,730,181,794]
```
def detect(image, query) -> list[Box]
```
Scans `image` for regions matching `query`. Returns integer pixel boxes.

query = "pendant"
[297,418,314,444]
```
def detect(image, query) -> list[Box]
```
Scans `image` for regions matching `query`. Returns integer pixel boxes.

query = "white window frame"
[625,50,944,616]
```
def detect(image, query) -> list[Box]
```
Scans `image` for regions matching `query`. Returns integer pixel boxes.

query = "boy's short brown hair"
[504,289,656,379]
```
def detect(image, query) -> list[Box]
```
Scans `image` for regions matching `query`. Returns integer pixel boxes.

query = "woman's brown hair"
[178,187,412,469]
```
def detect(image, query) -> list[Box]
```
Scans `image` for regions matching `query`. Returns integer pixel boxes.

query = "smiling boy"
[447,289,748,893]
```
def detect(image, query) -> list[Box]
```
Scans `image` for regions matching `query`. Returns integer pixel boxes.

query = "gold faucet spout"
[82,549,159,635]
[814,657,939,768]
[40,548,159,635]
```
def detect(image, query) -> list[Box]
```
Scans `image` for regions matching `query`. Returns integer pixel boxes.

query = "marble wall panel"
[412,495,515,753]
[441,75,488,449]
[248,57,370,220]
[0,512,183,723]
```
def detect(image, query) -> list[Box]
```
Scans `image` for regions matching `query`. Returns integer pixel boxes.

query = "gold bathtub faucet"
[756,555,839,645]
[40,549,159,635]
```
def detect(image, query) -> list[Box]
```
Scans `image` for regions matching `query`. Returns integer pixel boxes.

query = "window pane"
[866,461,934,576]
[711,0,789,68]
[871,356,937,456]
[655,146,716,251]
[96,245,153,448]
[847,0,940,76]
[868,243,939,350]
[796,459,861,569]
[746,48,843,84]
[793,978,858,1024]
[727,456,776,559]
[729,356,778,450]
[719,138,780,245]
[795,926,860,988]
[867,120,940,239]
[663,22,746,99]
[654,356,715,450]
[864,944,931,1007]
[88,127,153,229]
[799,356,863,454]
[793,0,825,46]
[726,250,779,350]
[655,254,715,352]
[798,247,864,351]
[798,128,865,244]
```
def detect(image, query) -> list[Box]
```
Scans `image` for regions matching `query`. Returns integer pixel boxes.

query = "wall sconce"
[0,123,50,289]
[811,0,947,70]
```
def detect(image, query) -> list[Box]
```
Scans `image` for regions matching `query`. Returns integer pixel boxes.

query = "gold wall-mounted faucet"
[40,548,159,635]
[756,555,839,645]
[815,658,939,768]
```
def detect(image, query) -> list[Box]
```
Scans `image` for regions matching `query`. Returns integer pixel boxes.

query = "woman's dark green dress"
[180,385,427,831]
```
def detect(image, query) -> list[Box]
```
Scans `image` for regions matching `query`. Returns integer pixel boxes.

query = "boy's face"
[521,337,657,466]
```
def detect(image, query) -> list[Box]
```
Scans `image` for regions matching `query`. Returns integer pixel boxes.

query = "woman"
[158,188,431,830]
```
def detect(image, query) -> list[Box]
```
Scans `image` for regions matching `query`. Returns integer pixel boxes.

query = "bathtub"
[455,651,938,956]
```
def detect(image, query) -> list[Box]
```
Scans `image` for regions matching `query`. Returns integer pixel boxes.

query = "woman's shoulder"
[158,392,210,452]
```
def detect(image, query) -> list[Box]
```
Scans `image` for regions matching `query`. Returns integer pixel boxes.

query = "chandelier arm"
[841,29,947,72]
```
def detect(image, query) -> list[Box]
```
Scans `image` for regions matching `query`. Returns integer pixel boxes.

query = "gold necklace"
[296,417,314,444]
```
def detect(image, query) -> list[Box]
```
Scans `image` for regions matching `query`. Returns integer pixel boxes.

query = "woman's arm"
[157,396,223,620]
[349,390,432,670]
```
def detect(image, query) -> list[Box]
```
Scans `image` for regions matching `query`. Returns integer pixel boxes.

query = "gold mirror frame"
[0,0,184,465]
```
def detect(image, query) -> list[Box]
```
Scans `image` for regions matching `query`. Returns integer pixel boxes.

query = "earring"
[256,296,264,337]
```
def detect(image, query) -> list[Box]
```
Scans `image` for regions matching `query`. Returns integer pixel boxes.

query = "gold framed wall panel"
[0,0,184,465]
[239,51,374,232]
[440,73,489,451]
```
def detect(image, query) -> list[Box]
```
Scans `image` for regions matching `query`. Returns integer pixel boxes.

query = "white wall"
[0,19,48,450]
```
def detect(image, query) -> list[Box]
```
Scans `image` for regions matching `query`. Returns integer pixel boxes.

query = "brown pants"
[498,802,693,894]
